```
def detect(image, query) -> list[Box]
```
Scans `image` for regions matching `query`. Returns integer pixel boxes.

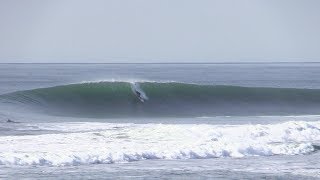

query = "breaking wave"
[0,121,319,166]
[1,81,320,118]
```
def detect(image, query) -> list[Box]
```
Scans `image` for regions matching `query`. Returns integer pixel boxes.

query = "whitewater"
[0,121,320,166]
[0,63,320,179]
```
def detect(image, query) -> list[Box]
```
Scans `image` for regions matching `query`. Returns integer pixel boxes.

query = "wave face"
[1,81,320,118]
[0,121,319,166]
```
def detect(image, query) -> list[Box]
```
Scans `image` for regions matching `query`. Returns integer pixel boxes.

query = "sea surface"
[0,63,320,179]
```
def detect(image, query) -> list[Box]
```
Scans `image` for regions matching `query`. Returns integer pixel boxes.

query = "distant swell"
[1,81,320,117]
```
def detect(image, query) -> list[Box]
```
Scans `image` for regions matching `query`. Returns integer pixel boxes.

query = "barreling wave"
[1,81,320,118]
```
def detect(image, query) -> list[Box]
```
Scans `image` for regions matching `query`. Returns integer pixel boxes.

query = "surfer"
[135,90,144,102]
[135,91,141,99]
[131,82,148,102]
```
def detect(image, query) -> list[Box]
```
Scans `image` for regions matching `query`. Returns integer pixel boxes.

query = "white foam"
[0,121,320,166]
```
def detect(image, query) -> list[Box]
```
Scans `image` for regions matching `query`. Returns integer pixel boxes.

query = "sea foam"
[0,121,319,166]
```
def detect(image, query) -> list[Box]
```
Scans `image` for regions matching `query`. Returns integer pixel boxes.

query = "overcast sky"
[0,0,319,63]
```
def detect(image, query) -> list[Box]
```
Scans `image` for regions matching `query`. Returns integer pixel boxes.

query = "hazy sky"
[0,0,319,63]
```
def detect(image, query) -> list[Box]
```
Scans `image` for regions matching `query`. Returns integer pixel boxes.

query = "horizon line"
[1,61,320,64]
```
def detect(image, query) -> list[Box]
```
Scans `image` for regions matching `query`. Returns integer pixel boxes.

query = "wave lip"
[0,121,319,166]
[1,81,320,117]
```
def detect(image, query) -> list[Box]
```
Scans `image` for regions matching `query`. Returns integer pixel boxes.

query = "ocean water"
[0,63,320,179]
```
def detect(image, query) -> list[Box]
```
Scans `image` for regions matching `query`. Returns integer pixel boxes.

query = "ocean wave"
[0,121,319,166]
[1,81,320,118]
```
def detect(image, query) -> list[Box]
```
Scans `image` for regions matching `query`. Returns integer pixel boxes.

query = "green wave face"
[1,82,320,118]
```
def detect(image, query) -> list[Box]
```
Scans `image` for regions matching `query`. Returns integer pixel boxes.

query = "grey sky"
[0,0,319,63]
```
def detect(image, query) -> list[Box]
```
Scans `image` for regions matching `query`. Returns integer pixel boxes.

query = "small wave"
[1,81,320,118]
[0,121,319,166]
